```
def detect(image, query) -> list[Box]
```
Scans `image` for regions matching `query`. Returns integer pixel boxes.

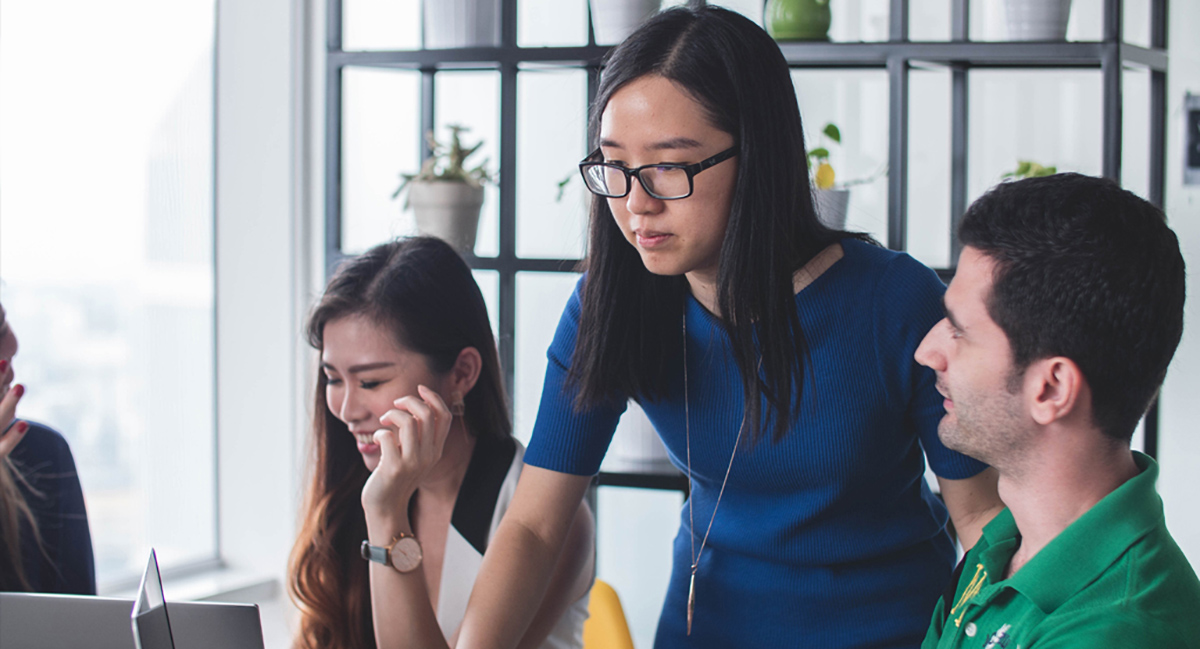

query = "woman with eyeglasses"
[380,7,1004,649]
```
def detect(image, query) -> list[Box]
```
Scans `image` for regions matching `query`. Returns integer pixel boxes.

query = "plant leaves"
[1002,160,1059,180]
[809,147,830,159]
[555,173,574,202]
[397,124,494,194]
[823,123,841,144]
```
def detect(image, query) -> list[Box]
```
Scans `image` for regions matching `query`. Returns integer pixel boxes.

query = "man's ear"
[1027,357,1086,426]
[448,347,482,398]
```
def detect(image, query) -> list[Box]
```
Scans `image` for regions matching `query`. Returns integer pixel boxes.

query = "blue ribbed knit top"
[525,239,987,648]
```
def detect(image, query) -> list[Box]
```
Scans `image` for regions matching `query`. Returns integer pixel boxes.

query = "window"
[0,0,217,588]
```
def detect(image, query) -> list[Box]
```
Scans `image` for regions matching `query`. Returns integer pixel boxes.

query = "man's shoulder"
[1038,524,1200,647]
[1106,521,1195,601]
[1028,606,1198,649]
[1108,525,1200,620]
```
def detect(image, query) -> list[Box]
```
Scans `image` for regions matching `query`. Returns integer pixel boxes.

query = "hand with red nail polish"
[0,303,25,457]
[0,384,27,459]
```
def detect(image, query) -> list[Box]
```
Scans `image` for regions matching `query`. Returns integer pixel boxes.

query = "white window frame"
[204,0,321,597]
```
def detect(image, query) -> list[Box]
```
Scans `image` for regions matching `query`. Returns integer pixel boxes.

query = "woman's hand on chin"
[0,366,27,460]
[361,384,453,533]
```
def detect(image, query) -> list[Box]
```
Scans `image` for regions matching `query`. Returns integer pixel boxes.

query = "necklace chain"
[681,245,838,635]
[684,309,745,636]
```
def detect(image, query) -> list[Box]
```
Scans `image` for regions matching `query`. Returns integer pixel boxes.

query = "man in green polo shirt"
[915,173,1200,648]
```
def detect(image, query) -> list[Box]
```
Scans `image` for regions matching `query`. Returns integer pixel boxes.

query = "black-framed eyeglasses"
[577,146,738,200]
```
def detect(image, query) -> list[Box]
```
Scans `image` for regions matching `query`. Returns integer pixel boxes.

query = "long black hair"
[569,6,871,444]
[289,236,510,649]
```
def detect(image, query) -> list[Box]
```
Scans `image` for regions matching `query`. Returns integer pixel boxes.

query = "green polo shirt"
[922,452,1200,649]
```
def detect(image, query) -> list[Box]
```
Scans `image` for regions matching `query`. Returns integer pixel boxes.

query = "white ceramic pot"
[424,0,500,49]
[1004,0,1073,41]
[814,188,850,229]
[407,181,485,253]
[588,0,662,45]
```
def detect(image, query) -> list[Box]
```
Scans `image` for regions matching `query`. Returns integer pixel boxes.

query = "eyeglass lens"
[583,164,691,199]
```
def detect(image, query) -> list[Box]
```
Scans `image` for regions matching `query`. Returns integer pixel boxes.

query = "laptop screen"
[131,549,176,649]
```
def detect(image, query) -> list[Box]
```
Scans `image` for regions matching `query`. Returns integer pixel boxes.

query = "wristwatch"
[361,533,423,573]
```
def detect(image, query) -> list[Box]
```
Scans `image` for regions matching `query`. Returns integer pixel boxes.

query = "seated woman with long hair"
[0,300,96,595]
[288,237,593,649]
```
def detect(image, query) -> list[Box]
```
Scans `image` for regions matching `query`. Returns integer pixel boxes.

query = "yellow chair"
[582,579,636,649]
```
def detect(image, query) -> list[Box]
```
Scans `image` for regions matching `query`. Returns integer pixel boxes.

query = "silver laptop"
[0,551,265,649]
[132,549,176,649]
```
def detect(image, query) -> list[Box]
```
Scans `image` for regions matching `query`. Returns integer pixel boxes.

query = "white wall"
[1157,0,1200,566]
[215,0,309,599]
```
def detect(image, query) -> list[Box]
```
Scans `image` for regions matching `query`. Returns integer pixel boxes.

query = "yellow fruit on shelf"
[815,162,836,189]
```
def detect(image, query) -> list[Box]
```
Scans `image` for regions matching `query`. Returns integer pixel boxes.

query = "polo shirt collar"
[995,451,1163,614]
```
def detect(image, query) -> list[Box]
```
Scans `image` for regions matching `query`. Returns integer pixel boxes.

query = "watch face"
[390,536,423,573]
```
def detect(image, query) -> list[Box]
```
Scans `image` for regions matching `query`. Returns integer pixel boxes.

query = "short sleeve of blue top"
[7,421,97,595]
[525,240,987,649]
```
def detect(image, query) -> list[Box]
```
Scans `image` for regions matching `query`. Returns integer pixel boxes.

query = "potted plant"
[1002,160,1058,179]
[1003,0,1073,41]
[393,125,494,253]
[424,0,500,49]
[588,0,661,45]
[807,122,886,229]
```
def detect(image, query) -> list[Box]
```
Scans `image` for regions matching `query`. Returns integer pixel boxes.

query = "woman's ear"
[448,347,483,398]
[1028,356,1085,426]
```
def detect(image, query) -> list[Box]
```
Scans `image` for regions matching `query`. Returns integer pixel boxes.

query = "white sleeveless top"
[435,437,590,649]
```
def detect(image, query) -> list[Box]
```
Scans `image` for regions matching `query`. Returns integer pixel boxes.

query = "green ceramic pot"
[765,0,832,41]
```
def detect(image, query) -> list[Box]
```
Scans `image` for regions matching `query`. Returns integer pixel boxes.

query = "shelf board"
[597,456,688,493]
[327,250,580,275]
[597,470,688,493]
[330,46,611,70]
[778,41,1166,70]
[330,41,1167,73]
[1118,43,1169,71]
[463,254,581,273]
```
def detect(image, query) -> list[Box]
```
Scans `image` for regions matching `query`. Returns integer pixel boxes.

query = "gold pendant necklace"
[684,310,745,636]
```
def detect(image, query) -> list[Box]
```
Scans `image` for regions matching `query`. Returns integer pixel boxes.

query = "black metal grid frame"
[325,0,1169,486]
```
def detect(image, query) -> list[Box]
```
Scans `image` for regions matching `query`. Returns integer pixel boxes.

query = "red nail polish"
[0,360,7,371]
[16,421,29,434]
[12,384,24,398]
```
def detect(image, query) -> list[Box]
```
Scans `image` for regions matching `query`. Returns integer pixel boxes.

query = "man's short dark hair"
[959,172,1186,441]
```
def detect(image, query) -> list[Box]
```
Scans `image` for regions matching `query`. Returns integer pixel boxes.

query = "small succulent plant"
[392,125,495,201]
[1003,160,1058,180]
[807,122,842,190]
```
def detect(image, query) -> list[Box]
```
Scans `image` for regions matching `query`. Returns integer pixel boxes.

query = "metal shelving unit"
[324,0,1169,488]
